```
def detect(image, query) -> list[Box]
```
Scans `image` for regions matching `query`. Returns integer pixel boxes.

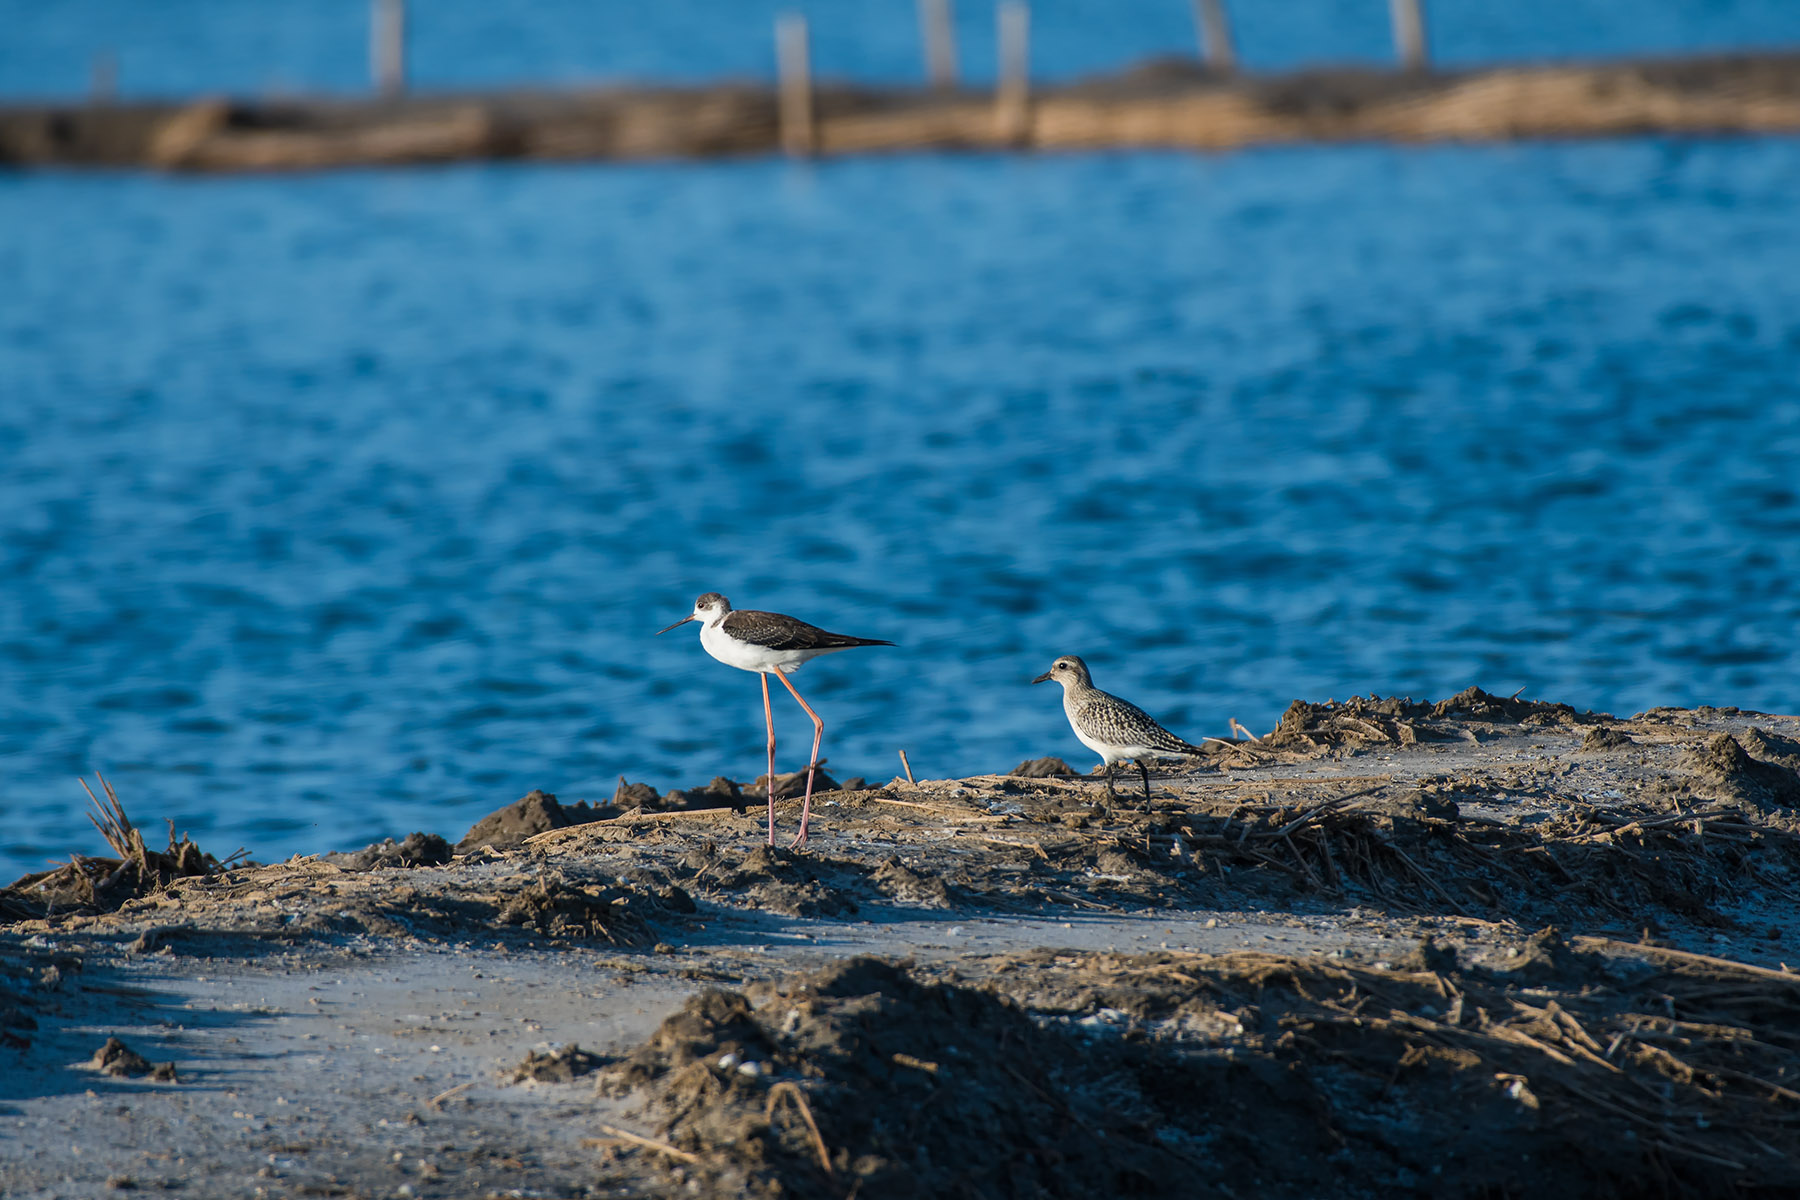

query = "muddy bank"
[13,727,1800,947]
[3,696,1800,1197]
[5,51,1800,171]
[8,693,1800,960]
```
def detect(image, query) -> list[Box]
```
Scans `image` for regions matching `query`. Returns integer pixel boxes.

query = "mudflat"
[4,690,1800,1198]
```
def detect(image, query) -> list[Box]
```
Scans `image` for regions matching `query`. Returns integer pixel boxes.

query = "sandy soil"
[4,692,1800,1198]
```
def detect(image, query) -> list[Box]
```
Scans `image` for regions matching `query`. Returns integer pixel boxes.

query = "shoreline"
[4,692,1800,1196]
[6,51,1800,172]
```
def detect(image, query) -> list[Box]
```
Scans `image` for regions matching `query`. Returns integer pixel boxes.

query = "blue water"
[4,141,1800,876]
[4,0,1800,99]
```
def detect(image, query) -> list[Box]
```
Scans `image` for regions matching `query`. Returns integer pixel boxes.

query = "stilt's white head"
[1031,655,1093,689]
[657,592,732,635]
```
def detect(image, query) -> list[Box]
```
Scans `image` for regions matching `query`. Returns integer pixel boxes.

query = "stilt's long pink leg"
[761,672,777,847]
[773,670,824,847]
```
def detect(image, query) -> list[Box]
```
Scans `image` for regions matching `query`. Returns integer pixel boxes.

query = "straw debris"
[0,775,243,921]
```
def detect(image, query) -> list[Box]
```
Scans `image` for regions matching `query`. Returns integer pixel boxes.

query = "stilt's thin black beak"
[1030,671,1052,684]
[656,614,697,636]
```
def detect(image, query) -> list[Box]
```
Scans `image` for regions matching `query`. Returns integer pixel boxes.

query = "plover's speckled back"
[658,593,893,847]
[1032,655,1215,797]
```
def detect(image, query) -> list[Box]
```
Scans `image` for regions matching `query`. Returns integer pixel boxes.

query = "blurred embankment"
[5,52,1800,171]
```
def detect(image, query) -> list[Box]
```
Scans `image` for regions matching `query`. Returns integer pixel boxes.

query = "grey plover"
[658,592,893,847]
[1031,654,1218,798]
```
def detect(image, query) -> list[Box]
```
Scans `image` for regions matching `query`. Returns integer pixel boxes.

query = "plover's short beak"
[1030,671,1052,684]
[656,614,697,636]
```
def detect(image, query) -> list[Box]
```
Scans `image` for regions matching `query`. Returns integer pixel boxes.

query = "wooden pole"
[776,13,815,157]
[918,0,959,89]
[90,51,118,105]
[1191,0,1236,74]
[373,0,407,97]
[1389,0,1428,72]
[994,1,1029,144]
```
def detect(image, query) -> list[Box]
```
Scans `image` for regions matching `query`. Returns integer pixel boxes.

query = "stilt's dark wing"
[723,610,895,652]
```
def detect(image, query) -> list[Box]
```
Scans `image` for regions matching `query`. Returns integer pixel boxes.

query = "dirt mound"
[2,777,242,922]
[89,1036,177,1082]
[1267,686,1605,752]
[867,857,954,908]
[325,832,452,870]
[1743,727,1800,771]
[614,780,661,808]
[596,949,1800,1199]
[660,777,748,813]
[497,878,656,944]
[511,1043,607,1083]
[694,846,860,918]
[752,767,842,802]
[1686,733,1800,811]
[1008,757,1076,778]
[457,789,613,852]
[1583,726,1635,750]
[611,775,795,814]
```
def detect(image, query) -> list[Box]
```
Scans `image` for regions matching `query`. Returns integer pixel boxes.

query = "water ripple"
[1,143,1799,874]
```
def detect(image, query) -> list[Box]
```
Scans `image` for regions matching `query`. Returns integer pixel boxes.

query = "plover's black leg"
[1137,759,1152,800]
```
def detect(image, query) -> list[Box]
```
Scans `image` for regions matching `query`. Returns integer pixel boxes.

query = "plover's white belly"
[700,622,843,674]
[1073,727,1170,764]
[1072,726,1127,764]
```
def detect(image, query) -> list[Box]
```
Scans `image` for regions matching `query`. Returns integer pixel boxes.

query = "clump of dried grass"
[0,774,245,922]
